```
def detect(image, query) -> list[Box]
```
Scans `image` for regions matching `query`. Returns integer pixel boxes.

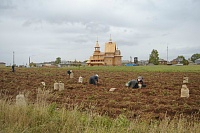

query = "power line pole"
[167,45,168,62]
[13,51,15,65]
[130,56,132,63]
[29,56,30,67]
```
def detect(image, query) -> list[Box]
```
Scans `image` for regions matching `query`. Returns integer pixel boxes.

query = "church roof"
[95,41,100,47]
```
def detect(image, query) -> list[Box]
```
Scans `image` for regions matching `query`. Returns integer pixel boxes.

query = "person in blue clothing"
[89,74,99,85]
[127,76,146,89]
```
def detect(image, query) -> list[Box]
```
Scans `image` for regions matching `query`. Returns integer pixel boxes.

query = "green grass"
[3,65,200,72]
[68,65,200,72]
[0,100,200,133]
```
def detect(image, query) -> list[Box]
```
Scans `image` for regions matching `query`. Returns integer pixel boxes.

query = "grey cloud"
[0,0,15,10]
[85,22,110,33]
[73,38,90,43]
[168,46,200,60]
[161,33,171,37]
[52,22,87,34]
[0,0,200,65]
[59,36,90,44]
[156,0,200,22]
[117,40,138,46]
[22,19,43,27]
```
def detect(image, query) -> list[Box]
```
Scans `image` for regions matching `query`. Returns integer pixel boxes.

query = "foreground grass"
[0,100,199,133]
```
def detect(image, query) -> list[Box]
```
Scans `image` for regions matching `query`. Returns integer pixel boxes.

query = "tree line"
[149,49,200,65]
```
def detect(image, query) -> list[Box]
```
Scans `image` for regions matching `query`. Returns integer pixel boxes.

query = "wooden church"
[86,36,122,66]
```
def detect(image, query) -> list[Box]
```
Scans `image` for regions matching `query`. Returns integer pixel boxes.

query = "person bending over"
[89,74,99,85]
[127,76,146,89]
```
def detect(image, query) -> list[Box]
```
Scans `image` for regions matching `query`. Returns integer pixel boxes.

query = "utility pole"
[167,45,168,62]
[13,51,15,65]
[130,56,132,63]
[29,56,30,67]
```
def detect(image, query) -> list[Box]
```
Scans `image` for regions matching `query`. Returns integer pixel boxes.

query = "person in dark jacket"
[12,65,15,72]
[127,76,146,89]
[67,70,72,78]
[89,74,99,85]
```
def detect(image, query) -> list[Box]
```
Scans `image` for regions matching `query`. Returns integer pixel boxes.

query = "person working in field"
[126,76,146,89]
[12,64,15,72]
[89,74,99,85]
[67,70,72,78]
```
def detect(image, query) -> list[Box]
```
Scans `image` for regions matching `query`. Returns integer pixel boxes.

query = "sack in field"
[181,84,189,98]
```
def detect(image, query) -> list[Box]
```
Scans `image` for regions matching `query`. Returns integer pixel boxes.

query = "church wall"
[104,57,114,66]
[105,42,116,53]
[114,56,122,66]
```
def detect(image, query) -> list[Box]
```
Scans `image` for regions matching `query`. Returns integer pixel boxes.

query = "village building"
[195,58,200,65]
[188,58,196,65]
[0,62,6,67]
[170,58,179,65]
[158,59,167,65]
[86,37,122,66]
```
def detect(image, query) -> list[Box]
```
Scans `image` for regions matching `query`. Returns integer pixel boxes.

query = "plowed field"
[1,67,200,120]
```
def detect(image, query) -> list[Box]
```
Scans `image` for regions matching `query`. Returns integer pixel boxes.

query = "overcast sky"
[0,0,200,65]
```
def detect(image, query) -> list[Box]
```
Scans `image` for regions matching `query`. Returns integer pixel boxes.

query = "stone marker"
[70,72,74,78]
[183,77,189,84]
[54,83,59,90]
[41,82,46,88]
[58,83,64,91]
[78,76,83,83]
[181,84,189,98]
[37,88,49,104]
[54,83,64,91]
[16,93,27,106]
[109,88,117,92]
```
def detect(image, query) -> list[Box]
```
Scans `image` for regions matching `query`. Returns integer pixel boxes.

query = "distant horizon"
[3,53,194,66]
[2,47,197,66]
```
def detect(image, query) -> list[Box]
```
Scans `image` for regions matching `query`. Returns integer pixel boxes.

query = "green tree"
[191,53,200,63]
[29,62,36,67]
[177,55,188,65]
[149,49,159,65]
[55,57,61,64]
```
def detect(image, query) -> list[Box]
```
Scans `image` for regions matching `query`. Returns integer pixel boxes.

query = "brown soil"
[1,67,200,120]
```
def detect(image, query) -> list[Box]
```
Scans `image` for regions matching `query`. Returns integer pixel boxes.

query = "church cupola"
[95,37,100,51]
[109,34,112,43]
